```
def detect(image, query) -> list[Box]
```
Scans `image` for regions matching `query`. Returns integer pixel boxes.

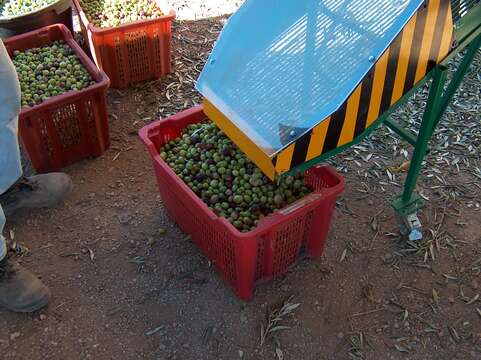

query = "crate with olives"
[12,41,96,107]
[3,24,110,173]
[160,122,313,232]
[78,0,163,28]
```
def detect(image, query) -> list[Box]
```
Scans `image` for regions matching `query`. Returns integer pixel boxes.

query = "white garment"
[0,39,22,260]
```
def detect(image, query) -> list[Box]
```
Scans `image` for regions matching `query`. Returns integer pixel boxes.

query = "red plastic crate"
[139,106,345,300]
[3,24,110,173]
[73,0,175,88]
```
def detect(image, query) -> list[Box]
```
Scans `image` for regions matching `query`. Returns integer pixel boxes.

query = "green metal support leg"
[390,66,448,240]
[391,34,481,240]
[402,66,448,203]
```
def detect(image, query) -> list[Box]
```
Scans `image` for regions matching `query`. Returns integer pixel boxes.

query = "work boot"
[0,257,50,313]
[0,173,72,217]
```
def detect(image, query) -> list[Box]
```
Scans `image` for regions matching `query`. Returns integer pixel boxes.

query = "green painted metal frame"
[390,65,448,216]
[390,31,480,216]
[285,6,481,218]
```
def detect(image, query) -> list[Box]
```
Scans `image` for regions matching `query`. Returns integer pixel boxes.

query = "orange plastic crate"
[73,0,175,88]
[3,24,110,173]
[139,106,345,299]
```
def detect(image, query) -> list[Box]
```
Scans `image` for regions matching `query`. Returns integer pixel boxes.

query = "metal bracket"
[390,193,424,217]
[399,213,423,241]
[390,193,425,241]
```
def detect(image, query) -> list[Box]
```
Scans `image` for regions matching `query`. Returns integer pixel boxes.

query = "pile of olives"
[79,0,163,28]
[0,0,56,17]
[12,41,95,107]
[161,123,312,232]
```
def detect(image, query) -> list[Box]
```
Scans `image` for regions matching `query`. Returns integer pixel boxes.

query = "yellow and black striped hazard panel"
[273,0,453,174]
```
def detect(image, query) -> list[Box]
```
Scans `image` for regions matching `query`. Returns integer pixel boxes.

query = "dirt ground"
[1,17,480,360]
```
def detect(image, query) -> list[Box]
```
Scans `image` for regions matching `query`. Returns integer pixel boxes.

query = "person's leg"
[0,40,23,196]
[0,40,73,216]
[0,38,72,314]
[0,40,51,313]
[0,202,51,312]
[0,112,21,195]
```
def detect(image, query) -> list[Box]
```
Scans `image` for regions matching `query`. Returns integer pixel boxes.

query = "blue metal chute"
[196,0,424,156]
